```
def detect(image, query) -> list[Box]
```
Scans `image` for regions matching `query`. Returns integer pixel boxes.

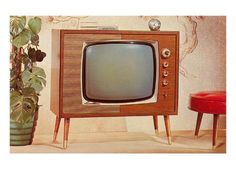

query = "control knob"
[163,70,169,77]
[163,62,169,68]
[162,48,171,58]
[162,79,169,86]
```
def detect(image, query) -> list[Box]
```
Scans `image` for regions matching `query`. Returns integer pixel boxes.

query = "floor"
[10,130,226,153]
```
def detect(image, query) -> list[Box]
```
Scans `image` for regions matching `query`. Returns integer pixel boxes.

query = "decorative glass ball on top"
[148,18,161,31]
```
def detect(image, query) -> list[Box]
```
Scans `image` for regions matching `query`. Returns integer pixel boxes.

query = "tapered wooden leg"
[164,115,172,145]
[212,114,219,149]
[194,112,203,137]
[63,118,70,149]
[53,116,61,142]
[153,115,159,133]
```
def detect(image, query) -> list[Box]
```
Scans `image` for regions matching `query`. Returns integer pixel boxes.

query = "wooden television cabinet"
[51,30,179,148]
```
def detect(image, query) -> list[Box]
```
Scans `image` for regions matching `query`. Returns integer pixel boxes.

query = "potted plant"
[10,16,46,146]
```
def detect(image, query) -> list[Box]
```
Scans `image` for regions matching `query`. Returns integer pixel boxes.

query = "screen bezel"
[82,41,157,103]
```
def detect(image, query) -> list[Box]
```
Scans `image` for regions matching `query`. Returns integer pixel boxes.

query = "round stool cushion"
[189,91,226,114]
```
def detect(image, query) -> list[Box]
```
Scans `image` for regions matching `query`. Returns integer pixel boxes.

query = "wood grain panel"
[50,30,60,115]
[62,33,121,114]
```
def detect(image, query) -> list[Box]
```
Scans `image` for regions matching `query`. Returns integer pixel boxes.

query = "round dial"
[163,70,169,77]
[163,62,169,68]
[162,79,169,86]
[148,19,161,31]
[162,48,171,58]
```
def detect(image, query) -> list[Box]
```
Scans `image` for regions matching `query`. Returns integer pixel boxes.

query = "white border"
[1,1,236,177]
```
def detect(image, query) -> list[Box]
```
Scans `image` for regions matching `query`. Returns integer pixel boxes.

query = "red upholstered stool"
[189,91,226,149]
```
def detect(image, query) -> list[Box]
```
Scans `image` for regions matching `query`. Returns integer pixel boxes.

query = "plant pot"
[10,110,38,146]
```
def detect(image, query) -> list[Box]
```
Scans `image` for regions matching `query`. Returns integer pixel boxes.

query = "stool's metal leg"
[195,112,203,137]
[164,115,172,145]
[213,114,219,149]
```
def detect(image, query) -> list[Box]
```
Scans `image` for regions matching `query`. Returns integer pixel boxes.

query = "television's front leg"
[63,118,70,149]
[164,115,172,145]
[153,115,159,134]
[53,115,61,143]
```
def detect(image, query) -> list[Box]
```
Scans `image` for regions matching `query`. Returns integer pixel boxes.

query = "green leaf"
[12,29,31,48]
[10,89,37,124]
[10,99,35,123]
[22,67,46,93]
[28,17,42,34]
[22,87,38,105]
[32,66,46,78]
[10,16,26,37]
[22,87,36,96]
[10,91,21,107]
[30,80,43,92]
[22,69,32,84]
[36,77,46,86]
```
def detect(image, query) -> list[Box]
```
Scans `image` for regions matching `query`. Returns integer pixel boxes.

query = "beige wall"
[35,16,226,136]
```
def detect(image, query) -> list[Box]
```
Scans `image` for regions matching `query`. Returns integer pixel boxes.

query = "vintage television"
[51,30,179,148]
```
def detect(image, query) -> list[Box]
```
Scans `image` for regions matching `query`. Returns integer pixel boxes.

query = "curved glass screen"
[82,41,156,103]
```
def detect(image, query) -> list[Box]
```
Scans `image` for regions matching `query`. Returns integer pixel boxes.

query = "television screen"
[82,41,157,103]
